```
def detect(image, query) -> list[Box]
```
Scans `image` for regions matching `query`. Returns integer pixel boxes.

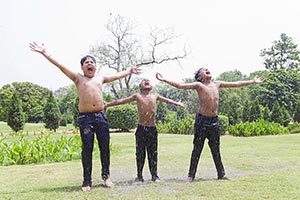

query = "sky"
[1,0,300,90]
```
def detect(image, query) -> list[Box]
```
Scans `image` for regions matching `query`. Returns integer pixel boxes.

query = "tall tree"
[89,14,188,98]
[294,100,300,123]
[249,97,262,122]
[44,91,60,132]
[7,91,25,132]
[260,33,300,71]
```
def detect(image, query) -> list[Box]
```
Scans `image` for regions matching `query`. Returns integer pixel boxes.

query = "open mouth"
[88,67,93,72]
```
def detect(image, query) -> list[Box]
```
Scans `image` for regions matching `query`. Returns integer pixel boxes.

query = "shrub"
[228,119,288,137]
[219,115,229,135]
[287,123,300,134]
[106,104,138,132]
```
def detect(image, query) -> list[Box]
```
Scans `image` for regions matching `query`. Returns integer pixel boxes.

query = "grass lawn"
[1,131,300,199]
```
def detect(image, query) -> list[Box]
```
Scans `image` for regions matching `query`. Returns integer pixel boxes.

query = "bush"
[157,114,229,135]
[106,104,138,132]
[228,119,288,137]
[287,123,300,134]
[219,115,229,135]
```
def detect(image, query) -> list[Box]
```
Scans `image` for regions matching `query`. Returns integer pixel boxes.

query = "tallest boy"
[30,42,141,191]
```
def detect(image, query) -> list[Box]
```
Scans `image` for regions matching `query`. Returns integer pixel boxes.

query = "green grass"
[1,132,300,200]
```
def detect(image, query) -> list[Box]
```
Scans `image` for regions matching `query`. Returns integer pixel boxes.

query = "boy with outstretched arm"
[105,78,185,182]
[30,42,141,191]
[156,68,263,182]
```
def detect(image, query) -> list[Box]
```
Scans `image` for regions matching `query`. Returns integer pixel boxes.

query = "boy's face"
[198,68,212,81]
[81,57,97,78]
[140,79,152,91]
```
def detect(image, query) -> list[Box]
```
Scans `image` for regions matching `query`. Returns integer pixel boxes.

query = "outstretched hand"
[29,42,46,54]
[253,75,264,84]
[130,66,142,75]
[155,72,165,81]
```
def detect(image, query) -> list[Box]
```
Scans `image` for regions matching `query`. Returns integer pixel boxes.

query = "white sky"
[1,0,300,90]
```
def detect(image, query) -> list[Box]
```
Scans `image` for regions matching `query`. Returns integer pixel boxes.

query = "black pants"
[135,124,159,179]
[78,111,110,186]
[188,113,225,179]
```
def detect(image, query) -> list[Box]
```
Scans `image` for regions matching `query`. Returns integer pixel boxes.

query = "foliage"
[7,91,25,132]
[0,84,14,121]
[254,69,300,116]
[219,115,229,135]
[44,91,61,132]
[262,106,271,121]
[242,99,250,122]
[260,33,300,71]
[248,97,262,122]
[156,101,168,123]
[0,82,51,123]
[228,119,288,137]
[293,100,300,123]
[157,115,194,135]
[0,133,81,166]
[287,123,300,134]
[106,104,138,132]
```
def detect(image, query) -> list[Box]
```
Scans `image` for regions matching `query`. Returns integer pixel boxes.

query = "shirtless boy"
[105,79,185,182]
[30,42,141,191]
[156,68,263,182]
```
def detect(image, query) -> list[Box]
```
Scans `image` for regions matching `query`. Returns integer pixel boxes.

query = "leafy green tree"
[44,91,60,132]
[270,100,289,126]
[249,97,262,122]
[242,100,251,122]
[263,106,271,121]
[255,69,299,116]
[7,91,25,132]
[293,100,300,123]
[226,94,243,125]
[260,33,300,71]
[11,82,50,122]
[0,84,14,121]
[156,101,168,123]
[281,106,291,127]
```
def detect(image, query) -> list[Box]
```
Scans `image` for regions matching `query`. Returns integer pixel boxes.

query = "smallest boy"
[106,79,185,182]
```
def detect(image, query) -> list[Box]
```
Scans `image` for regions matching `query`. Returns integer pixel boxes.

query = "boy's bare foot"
[186,176,194,183]
[218,176,229,180]
[81,186,91,192]
[104,178,113,187]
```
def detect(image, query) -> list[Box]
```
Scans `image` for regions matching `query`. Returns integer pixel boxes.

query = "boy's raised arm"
[158,95,186,108]
[156,72,200,90]
[29,42,77,82]
[105,95,136,107]
[219,75,264,88]
[103,66,141,84]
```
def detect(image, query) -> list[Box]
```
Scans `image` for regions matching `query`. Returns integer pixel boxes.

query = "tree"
[254,69,300,116]
[260,33,300,71]
[294,100,300,123]
[262,106,271,122]
[89,14,188,98]
[11,82,50,123]
[44,91,60,132]
[242,99,251,122]
[249,97,262,122]
[7,91,25,132]
[0,84,14,121]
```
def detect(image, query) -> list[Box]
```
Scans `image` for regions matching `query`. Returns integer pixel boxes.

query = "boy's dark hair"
[194,68,204,82]
[80,55,96,66]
